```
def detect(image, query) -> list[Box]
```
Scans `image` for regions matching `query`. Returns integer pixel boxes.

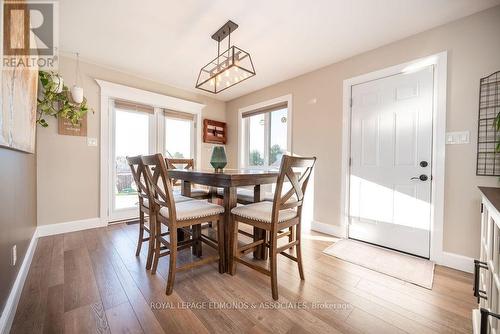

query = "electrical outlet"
[87,137,98,146]
[12,245,17,267]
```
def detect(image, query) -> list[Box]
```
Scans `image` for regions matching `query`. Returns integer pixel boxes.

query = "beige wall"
[0,148,37,312]
[37,56,225,226]
[226,6,500,258]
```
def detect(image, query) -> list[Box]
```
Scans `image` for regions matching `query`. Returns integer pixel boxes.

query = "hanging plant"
[37,71,91,127]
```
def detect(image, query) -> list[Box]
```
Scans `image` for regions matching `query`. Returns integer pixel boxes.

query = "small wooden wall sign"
[58,114,87,136]
[203,119,226,144]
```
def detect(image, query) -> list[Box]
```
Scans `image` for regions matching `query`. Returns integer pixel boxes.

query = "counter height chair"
[127,156,193,270]
[230,155,316,300]
[142,153,225,295]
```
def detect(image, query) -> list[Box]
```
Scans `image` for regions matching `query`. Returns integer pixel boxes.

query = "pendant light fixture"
[196,20,255,94]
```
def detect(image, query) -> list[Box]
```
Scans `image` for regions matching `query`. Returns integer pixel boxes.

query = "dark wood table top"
[167,168,280,187]
[479,187,500,213]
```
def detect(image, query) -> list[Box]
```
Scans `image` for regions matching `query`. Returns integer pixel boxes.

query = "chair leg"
[217,219,224,274]
[192,224,202,257]
[151,219,162,275]
[270,233,279,300]
[296,224,304,280]
[288,226,295,243]
[230,219,239,275]
[136,210,145,256]
[166,227,177,295]
[145,213,155,270]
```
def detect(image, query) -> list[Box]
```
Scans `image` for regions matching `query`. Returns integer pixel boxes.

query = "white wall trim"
[340,52,458,269]
[35,217,106,238]
[96,79,205,224]
[237,94,293,168]
[0,233,38,334]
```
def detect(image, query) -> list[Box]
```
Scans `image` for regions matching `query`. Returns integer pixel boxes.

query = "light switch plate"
[445,131,470,145]
[12,245,17,267]
[87,137,98,146]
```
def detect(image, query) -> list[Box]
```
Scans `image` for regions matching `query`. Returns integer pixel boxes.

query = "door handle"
[410,175,428,181]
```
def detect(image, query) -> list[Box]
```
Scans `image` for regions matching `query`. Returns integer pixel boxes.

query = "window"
[164,110,195,159]
[241,99,290,168]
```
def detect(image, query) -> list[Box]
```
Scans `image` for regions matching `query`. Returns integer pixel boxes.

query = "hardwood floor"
[11,224,476,333]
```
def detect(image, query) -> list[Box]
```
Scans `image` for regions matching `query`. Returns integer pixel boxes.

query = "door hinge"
[349,157,352,166]
[350,98,353,108]
[481,203,484,213]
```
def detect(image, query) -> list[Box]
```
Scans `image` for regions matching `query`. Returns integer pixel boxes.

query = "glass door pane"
[165,117,193,159]
[113,108,151,216]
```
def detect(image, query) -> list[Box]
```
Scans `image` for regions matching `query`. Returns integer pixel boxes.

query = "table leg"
[224,187,237,273]
[179,181,192,242]
[252,185,265,260]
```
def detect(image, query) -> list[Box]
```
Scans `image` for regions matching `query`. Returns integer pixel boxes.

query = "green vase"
[210,146,227,172]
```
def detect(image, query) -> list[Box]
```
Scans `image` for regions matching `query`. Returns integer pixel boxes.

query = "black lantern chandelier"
[196,20,256,94]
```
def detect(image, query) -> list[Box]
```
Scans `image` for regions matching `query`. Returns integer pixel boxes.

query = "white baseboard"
[311,221,346,238]
[0,232,38,334]
[36,217,106,238]
[435,251,474,273]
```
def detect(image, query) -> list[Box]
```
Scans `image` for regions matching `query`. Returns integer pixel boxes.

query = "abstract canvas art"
[0,2,38,153]
[0,65,38,153]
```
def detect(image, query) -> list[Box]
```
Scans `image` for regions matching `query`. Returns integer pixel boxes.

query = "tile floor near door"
[11,224,475,334]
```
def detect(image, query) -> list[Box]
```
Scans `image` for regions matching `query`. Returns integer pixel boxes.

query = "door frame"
[97,79,205,223]
[340,51,447,263]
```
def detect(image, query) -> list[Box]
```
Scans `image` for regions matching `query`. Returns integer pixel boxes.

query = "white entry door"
[349,66,434,258]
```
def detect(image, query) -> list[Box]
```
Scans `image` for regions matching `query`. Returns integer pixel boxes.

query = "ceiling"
[60,0,500,101]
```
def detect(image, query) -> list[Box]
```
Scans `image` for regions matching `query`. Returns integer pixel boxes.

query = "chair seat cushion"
[159,200,224,221]
[231,201,297,223]
[143,194,192,208]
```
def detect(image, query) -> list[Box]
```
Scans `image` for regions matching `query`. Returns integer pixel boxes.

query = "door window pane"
[165,118,192,159]
[114,109,149,210]
[248,113,265,166]
[269,108,288,166]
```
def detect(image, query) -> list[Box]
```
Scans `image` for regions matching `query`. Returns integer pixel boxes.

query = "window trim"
[238,94,293,169]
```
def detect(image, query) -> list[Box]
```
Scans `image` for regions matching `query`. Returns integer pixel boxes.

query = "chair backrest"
[141,154,177,220]
[271,155,316,227]
[126,155,149,207]
[166,158,194,186]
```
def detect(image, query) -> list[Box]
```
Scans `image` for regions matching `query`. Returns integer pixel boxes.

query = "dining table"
[167,168,280,273]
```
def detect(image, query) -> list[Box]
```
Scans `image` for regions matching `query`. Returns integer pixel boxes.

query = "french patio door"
[348,66,434,258]
[110,102,156,221]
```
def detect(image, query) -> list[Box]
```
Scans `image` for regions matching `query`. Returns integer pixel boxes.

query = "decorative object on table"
[203,119,227,144]
[477,71,500,176]
[37,71,92,133]
[210,146,227,172]
[70,52,84,104]
[0,10,38,153]
[195,20,255,94]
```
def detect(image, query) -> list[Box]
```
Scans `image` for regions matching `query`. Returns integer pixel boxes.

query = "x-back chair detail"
[230,155,316,300]
[142,153,225,295]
